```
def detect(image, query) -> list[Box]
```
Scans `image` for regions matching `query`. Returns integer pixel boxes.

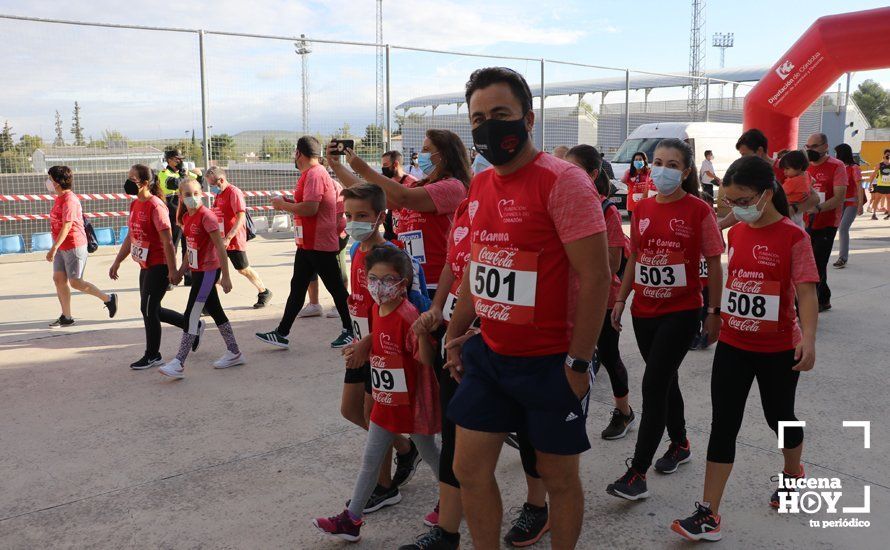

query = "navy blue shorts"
[447,335,591,456]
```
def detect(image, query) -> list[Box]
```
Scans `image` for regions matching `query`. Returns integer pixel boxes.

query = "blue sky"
[1,0,888,141]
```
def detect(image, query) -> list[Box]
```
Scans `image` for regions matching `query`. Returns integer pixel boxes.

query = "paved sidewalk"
[0,219,888,549]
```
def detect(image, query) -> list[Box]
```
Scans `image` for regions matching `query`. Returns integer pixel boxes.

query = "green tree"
[0,121,14,153]
[16,134,44,155]
[71,101,85,146]
[852,79,890,128]
[53,110,65,146]
[101,129,128,145]
[209,134,235,161]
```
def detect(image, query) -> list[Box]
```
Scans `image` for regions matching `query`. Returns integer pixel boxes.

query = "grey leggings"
[348,422,440,518]
[837,204,858,261]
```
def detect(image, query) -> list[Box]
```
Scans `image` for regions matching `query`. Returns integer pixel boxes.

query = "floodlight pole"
[198,29,210,174]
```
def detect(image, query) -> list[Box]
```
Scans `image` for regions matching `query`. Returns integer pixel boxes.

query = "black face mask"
[471,115,529,166]
[381,166,395,178]
[806,149,823,163]
[124,179,139,196]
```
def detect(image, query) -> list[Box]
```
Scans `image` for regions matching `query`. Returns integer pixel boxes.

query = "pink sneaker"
[423,501,440,527]
[312,510,362,542]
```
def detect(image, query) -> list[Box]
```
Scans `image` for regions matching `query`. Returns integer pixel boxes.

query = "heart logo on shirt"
[669,218,686,232]
[497,199,515,218]
[638,218,651,235]
[468,200,479,220]
[753,245,768,261]
[453,226,469,245]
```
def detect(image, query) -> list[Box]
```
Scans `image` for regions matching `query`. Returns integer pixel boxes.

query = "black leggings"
[184,270,229,335]
[139,264,185,356]
[277,248,351,336]
[631,308,699,473]
[707,342,803,463]
[598,309,629,398]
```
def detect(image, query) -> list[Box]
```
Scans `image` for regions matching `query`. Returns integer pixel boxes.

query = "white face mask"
[182,195,202,210]
[651,166,683,195]
[45,178,56,193]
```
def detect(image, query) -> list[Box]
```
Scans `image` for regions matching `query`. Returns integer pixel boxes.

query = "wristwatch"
[565,355,592,373]
[707,307,721,315]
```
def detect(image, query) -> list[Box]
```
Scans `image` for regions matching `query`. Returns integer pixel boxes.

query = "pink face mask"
[367,277,405,305]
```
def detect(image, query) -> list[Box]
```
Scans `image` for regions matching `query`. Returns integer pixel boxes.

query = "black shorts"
[226,250,249,270]
[344,362,372,394]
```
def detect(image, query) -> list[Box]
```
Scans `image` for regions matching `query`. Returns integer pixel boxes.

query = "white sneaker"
[326,307,339,318]
[159,358,185,379]
[297,303,323,318]
[213,351,245,369]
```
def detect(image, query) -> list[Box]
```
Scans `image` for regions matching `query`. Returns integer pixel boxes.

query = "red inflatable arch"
[743,6,890,154]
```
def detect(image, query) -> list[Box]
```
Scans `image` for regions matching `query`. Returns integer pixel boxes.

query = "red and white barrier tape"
[1,205,277,222]
[0,189,294,202]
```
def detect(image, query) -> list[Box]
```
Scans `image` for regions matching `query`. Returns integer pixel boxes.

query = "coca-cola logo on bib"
[642,287,673,298]
[638,218,651,235]
[475,301,513,321]
[727,316,762,332]
[467,200,479,220]
[729,279,765,293]
[476,246,517,269]
[453,226,469,245]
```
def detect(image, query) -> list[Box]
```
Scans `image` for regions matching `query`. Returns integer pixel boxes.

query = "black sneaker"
[504,502,549,547]
[392,439,422,488]
[606,459,649,501]
[183,275,192,287]
[601,407,636,440]
[253,289,272,309]
[671,501,722,541]
[49,315,75,328]
[130,354,164,370]
[818,303,832,313]
[105,293,118,318]
[255,330,289,349]
[191,319,206,352]
[689,332,702,350]
[330,329,354,349]
[770,465,805,508]
[654,439,691,474]
[399,526,460,550]
[505,433,521,450]
[346,483,402,514]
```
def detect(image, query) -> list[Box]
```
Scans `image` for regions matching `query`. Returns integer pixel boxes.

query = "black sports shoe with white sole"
[671,501,722,541]
[654,439,691,474]
[255,330,289,349]
[130,354,164,370]
[606,458,649,501]
[346,483,402,514]
[391,439,421,488]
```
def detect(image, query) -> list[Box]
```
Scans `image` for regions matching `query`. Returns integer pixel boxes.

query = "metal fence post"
[539,59,546,151]
[705,78,711,122]
[198,29,210,174]
[624,69,630,141]
[385,44,392,152]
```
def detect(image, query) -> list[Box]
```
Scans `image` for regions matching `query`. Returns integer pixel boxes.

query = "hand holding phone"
[330,139,355,156]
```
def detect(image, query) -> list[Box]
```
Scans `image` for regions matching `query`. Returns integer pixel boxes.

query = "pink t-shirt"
[603,201,628,309]
[182,206,222,272]
[214,185,247,252]
[50,191,87,251]
[294,164,343,252]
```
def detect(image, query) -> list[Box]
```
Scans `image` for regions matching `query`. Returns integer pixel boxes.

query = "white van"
[609,122,742,209]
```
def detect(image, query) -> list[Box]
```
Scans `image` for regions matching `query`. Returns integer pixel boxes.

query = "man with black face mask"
[380,150,416,240]
[443,67,611,549]
[804,133,848,312]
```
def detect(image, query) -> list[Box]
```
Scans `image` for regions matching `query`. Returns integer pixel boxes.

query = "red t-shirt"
[214,185,247,251]
[128,196,171,269]
[182,206,221,272]
[629,193,725,318]
[369,298,440,435]
[720,217,819,352]
[773,158,786,185]
[844,165,861,203]
[50,191,87,251]
[390,174,417,230]
[623,170,653,213]
[805,157,847,229]
[294,164,343,252]
[348,245,374,340]
[442,198,472,323]
[603,201,628,310]
[468,152,607,356]
[397,177,467,288]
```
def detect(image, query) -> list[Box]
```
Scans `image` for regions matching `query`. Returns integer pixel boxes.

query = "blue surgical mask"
[209,185,221,195]
[472,153,492,175]
[732,194,766,224]
[183,196,202,210]
[345,221,376,242]
[651,166,683,195]
[633,160,644,170]
[417,152,435,176]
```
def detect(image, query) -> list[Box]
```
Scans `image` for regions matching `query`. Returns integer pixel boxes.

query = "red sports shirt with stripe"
[128,196,171,269]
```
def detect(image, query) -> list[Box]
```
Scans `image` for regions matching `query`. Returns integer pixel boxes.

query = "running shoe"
[654,439,691,474]
[191,320,205,352]
[326,307,340,318]
[312,510,362,542]
[504,502,550,547]
[346,483,402,514]
[255,330,289,349]
[130,354,164,370]
[330,329,354,349]
[213,351,245,369]
[392,439,422,487]
[159,358,185,379]
[671,501,722,541]
[602,407,636,440]
[770,465,805,508]
[297,303,323,318]
[253,289,272,309]
[505,433,521,450]
[104,293,118,318]
[49,315,75,328]
[606,459,649,500]
[399,526,460,550]
[833,258,847,269]
[423,501,439,527]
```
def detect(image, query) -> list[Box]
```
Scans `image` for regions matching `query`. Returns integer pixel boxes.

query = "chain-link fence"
[0,14,857,251]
